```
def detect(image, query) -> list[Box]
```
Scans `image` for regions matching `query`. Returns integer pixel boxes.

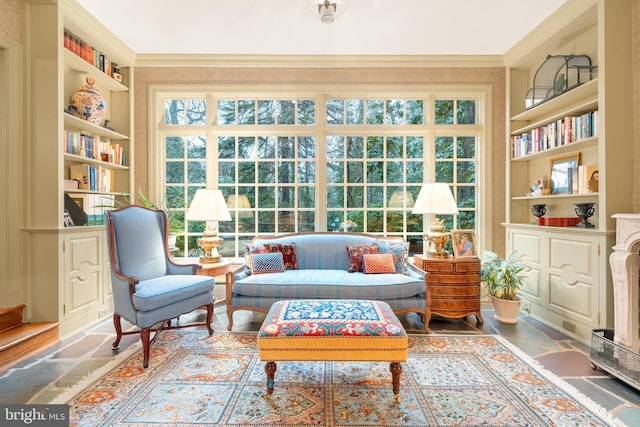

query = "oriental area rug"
[53,331,623,427]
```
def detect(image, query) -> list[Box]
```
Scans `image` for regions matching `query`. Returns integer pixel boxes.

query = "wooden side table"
[413,254,483,329]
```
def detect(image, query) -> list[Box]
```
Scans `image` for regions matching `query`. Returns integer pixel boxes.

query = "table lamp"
[185,189,231,263]
[412,183,459,259]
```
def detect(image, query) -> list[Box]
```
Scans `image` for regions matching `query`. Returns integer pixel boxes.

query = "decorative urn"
[69,77,107,125]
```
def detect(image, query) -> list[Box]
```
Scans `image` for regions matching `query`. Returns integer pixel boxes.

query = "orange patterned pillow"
[362,253,397,274]
[346,245,379,273]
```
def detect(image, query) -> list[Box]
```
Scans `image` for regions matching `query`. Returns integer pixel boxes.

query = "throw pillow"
[346,245,379,273]
[362,253,397,274]
[374,239,409,274]
[243,243,267,274]
[263,243,299,270]
[250,252,285,274]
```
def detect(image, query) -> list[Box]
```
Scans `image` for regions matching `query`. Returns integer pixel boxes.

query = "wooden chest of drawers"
[413,254,483,330]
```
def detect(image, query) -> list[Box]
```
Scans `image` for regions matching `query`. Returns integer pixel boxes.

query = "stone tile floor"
[1,302,639,426]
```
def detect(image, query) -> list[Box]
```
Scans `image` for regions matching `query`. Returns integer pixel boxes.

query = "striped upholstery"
[227,232,428,333]
[234,269,424,299]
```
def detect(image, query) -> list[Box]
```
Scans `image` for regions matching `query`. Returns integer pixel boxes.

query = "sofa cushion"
[243,244,267,274]
[263,243,298,270]
[250,252,285,274]
[362,253,397,274]
[233,269,425,300]
[346,245,379,273]
[374,239,409,274]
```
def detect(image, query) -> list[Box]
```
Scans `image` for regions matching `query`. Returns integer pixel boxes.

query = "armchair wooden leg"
[206,303,214,335]
[112,314,123,350]
[141,327,151,368]
[227,306,234,331]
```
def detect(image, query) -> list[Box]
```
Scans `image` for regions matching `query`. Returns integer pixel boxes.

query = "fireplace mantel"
[610,214,640,352]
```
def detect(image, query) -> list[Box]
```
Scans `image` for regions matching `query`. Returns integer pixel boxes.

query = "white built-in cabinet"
[24,0,134,338]
[503,0,634,343]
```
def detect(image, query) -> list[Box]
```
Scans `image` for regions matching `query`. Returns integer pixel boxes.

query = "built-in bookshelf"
[503,0,634,344]
[25,0,135,338]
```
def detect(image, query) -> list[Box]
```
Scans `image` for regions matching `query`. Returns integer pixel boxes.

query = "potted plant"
[480,250,528,324]
[136,189,184,250]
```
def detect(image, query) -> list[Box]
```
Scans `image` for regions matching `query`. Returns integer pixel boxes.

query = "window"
[153,88,486,259]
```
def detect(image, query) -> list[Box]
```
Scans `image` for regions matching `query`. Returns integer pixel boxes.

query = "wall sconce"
[411,183,459,259]
[185,189,231,263]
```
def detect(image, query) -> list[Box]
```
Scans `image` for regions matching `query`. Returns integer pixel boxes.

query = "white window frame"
[148,84,493,259]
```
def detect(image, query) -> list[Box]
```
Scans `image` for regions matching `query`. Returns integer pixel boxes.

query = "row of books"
[64,131,126,166]
[69,164,114,193]
[511,110,599,159]
[63,28,121,82]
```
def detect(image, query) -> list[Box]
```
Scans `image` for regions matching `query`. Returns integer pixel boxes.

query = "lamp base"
[199,255,222,264]
[425,230,451,259]
[197,235,224,264]
[427,250,450,259]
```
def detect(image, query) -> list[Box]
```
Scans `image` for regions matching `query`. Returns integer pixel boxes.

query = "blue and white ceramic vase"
[69,77,107,125]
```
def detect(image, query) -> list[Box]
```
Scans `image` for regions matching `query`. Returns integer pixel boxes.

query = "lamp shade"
[412,183,459,215]
[185,189,231,222]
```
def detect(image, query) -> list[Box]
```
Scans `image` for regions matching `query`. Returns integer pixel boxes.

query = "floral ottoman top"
[259,300,406,338]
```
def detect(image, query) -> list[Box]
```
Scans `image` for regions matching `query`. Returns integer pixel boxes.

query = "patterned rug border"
[50,332,624,427]
[490,334,624,426]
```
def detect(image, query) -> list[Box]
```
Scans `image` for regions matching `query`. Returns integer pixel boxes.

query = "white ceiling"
[75,0,567,56]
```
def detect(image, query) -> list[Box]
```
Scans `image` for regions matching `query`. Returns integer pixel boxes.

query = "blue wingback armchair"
[105,205,215,368]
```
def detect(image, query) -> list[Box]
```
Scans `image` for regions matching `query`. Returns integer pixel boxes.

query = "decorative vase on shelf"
[574,202,596,228]
[69,77,107,126]
[531,203,547,225]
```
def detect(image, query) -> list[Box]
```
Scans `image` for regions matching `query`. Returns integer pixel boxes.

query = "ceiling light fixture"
[308,0,346,24]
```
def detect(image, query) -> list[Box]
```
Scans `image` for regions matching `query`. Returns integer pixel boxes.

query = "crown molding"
[503,0,598,68]
[60,0,136,65]
[134,54,504,68]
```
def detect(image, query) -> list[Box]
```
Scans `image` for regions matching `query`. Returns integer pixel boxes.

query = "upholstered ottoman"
[257,299,408,403]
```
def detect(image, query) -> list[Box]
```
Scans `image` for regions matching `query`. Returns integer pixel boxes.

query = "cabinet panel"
[65,231,101,316]
[549,274,592,318]
[507,224,606,343]
[548,237,594,277]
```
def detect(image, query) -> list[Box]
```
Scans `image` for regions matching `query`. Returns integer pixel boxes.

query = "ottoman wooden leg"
[390,362,402,403]
[265,361,277,396]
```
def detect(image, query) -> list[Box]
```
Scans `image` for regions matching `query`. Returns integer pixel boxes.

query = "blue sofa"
[224,232,429,332]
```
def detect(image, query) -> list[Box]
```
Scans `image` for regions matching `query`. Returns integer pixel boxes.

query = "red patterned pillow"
[362,253,397,274]
[263,243,298,270]
[346,245,379,273]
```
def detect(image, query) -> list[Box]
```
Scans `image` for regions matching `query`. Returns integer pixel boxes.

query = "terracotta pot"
[490,295,521,324]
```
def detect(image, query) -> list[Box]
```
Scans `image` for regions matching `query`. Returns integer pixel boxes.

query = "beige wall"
[134,66,507,254]
[633,0,640,211]
[0,0,22,45]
